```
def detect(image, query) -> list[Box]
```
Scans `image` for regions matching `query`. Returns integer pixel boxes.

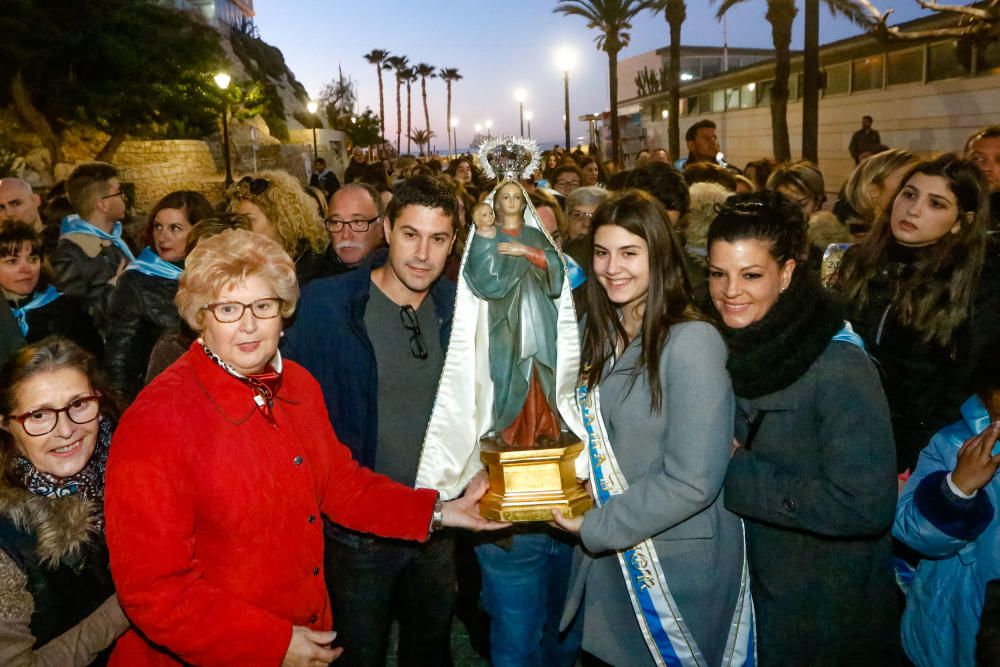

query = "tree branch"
[915,0,994,21]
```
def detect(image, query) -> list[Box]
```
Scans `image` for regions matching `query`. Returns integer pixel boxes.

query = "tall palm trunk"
[395,74,403,156]
[376,67,385,135]
[446,82,453,155]
[406,79,413,154]
[767,0,794,162]
[666,1,685,160]
[607,47,623,167]
[802,0,820,162]
[421,78,431,155]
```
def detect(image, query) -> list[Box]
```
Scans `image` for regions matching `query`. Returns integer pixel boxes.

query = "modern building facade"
[157,0,254,30]
[624,10,1000,190]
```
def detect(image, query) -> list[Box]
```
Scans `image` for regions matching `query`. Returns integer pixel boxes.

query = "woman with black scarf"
[705,192,899,666]
[0,337,127,664]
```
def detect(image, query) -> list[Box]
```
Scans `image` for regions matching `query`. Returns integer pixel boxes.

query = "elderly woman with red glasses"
[0,337,128,665]
[104,228,505,667]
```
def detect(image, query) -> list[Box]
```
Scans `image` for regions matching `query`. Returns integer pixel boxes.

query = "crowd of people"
[0,117,999,666]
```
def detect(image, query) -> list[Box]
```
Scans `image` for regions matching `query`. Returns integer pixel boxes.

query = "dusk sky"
[253,1,930,151]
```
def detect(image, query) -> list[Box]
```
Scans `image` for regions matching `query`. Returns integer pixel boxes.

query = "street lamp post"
[556,48,575,152]
[524,111,533,140]
[515,88,527,137]
[450,118,459,156]
[307,100,319,161]
[213,72,233,187]
[485,120,493,139]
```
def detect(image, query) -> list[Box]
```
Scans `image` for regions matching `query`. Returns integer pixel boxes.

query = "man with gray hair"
[0,177,43,231]
[311,182,386,278]
[563,186,610,269]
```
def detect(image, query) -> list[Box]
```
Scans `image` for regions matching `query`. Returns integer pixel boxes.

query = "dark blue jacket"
[281,249,456,469]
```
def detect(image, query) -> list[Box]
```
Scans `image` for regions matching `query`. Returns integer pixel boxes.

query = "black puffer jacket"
[104,270,180,403]
[8,292,103,360]
[840,242,1000,471]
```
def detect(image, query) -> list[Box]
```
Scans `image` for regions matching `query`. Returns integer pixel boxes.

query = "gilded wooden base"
[479,434,593,522]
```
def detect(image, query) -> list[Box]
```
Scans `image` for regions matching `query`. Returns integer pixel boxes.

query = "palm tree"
[439,67,462,156]
[384,55,409,156]
[401,66,418,155]
[409,129,435,156]
[363,49,391,135]
[554,0,656,167]
[415,63,437,155]
[713,0,865,162]
[650,1,686,161]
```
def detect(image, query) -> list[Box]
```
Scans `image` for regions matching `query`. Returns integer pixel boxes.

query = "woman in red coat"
[104,228,503,666]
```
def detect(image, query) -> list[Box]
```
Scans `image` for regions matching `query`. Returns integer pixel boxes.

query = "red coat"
[104,344,437,666]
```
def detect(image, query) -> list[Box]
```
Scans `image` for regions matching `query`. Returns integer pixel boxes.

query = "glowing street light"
[306,100,319,161]
[213,72,233,186]
[555,47,576,151]
[515,88,527,136]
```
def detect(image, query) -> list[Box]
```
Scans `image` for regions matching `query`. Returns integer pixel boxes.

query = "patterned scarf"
[199,340,283,425]
[15,417,112,527]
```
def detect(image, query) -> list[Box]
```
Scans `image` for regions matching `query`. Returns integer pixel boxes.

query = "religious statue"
[413,136,591,521]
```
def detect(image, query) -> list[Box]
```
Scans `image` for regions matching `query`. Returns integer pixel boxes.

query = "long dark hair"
[838,154,988,347]
[582,189,703,412]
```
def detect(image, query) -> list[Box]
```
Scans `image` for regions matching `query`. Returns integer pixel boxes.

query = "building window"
[711,89,726,113]
[852,55,884,92]
[888,48,923,85]
[725,87,740,110]
[699,92,711,114]
[757,80,773,106]
[702,57,723,78]
[740,82,756,109]
[686,95,700,116]
[824,63,850,96]
[927,41,965,81]
[977,39,1000,74]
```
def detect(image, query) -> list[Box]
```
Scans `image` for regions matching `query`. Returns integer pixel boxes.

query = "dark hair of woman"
[360,163,392,192]
[143,191,214,247]
[0,221,51,290]
[707,190,807,265]
[0,337,119,485]
[582,189,703,411]
[837,154,988,346]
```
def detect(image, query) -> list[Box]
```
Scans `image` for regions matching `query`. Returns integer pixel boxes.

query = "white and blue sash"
[10,285,62,336]
[577,383,756,667]
[125,247,182,280]
[60,215,136,262]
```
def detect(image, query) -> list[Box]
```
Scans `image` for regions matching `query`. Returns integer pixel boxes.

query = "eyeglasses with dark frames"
[235,176,271,197]
[101,190,126,201]
[325,216,380,233]
[202,298,284,323]
[400,305,428,360]
[7,394,102,437]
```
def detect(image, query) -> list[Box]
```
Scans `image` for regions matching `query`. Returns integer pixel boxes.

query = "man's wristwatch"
[430,497,445,533]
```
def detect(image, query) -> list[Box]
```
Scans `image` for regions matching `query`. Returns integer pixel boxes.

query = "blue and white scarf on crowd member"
[566,254,587,290]
[577,382,757,667]
[10,285,61,336]
[60,214,136,262]
[126,246,182,280]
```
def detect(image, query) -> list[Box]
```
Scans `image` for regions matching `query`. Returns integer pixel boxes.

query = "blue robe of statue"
[463,225,565,437]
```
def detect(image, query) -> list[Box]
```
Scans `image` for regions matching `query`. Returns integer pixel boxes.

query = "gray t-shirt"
[365,283,445,487]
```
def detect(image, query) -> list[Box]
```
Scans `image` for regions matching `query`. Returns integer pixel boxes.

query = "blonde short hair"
[176,228,299,332]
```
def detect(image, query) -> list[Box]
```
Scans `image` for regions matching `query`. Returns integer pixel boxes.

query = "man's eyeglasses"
[7,394,102,437]
[400,305,428,360]
[235,176,271,197]
[325,216,380,233]
[202,298,284,323]
[101,190,126,201]
[554,180,580,189]
[568,210,593,221]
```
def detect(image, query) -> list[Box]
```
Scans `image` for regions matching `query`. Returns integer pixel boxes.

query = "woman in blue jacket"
[895,350,1000,667]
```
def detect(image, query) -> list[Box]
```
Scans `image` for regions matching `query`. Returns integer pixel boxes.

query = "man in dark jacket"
[0,304,24,364]
[283,176,459,667]
[849,116,882,164]
[50,162,134,334]
[309,157,341,199]
[343,147,368,184]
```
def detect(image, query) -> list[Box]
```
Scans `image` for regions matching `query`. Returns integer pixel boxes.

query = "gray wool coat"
[561,321,747,667]
[723,339,899,666]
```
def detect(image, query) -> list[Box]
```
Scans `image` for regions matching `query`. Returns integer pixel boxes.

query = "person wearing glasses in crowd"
[104,227,502,666]
[549,164,583,199]
[316,182,387,277]
[562,186,610,272]
[226,170,330,286]
[50,162,135,335]
[0,338,129,665]
[282,176,463,667]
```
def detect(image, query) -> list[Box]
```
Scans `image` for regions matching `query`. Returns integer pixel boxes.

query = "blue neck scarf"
[9,285,61,335]
[60,214,136,262]
[126,247,183,280]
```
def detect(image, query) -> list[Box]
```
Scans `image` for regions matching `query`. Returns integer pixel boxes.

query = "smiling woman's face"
[2,367,99,478]
[200,274,283,375]
[708,238,794,329]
